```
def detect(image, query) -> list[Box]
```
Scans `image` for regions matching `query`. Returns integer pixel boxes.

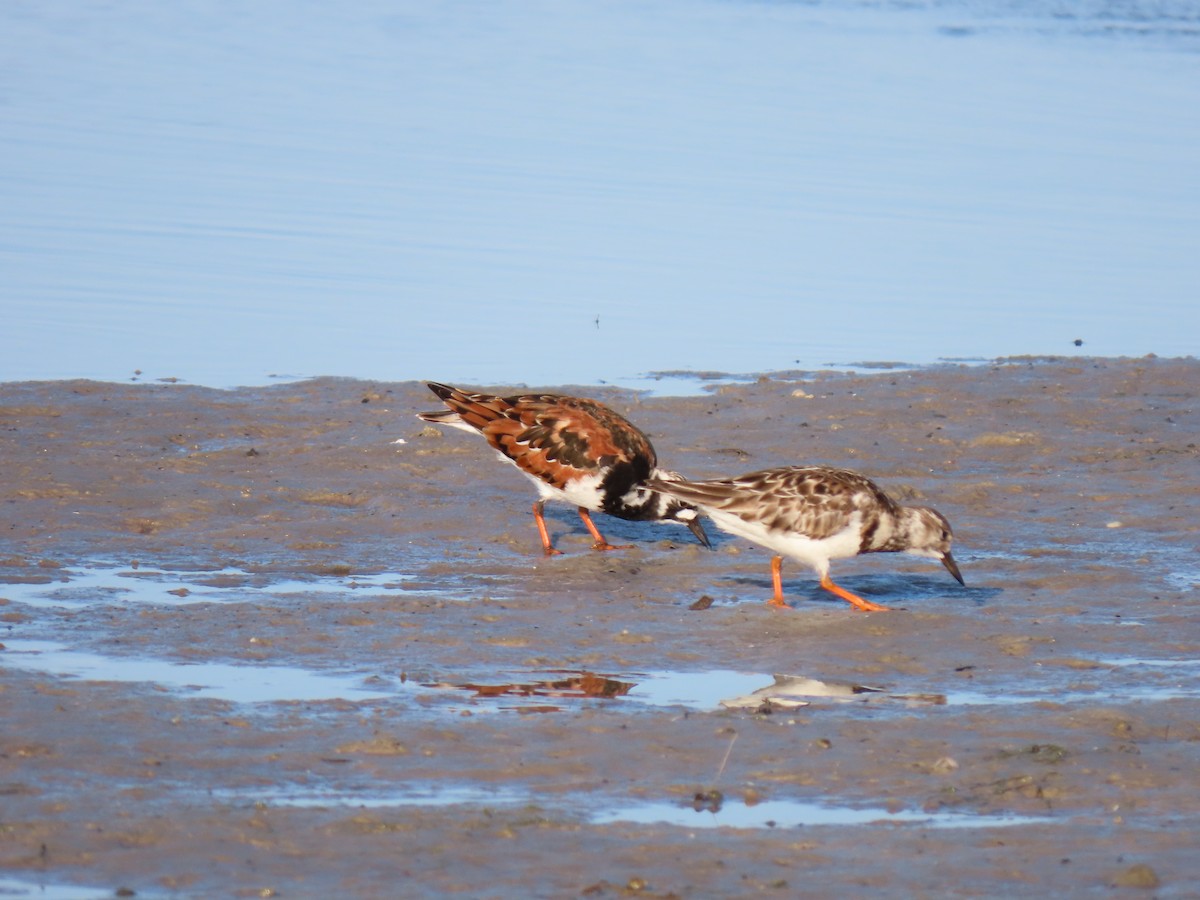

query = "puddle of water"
[5,643,1195,713]
[439,669,946,712]
[946,656,1200,707]
[379,662,1200,714]
[1101,657,1200,669]
[423,669,776,711]
[627,670,770,709]
[215,783,1043,832]
[593,798,1046,831]
[945,684,1200,707]
[640,666,1200,712]
[0,564,415,609]
[717,674,945,711]
[619,372,758,397]
[221,784,529,810]
[424,671,637,710]
[0,640,396,704]
[636,361,968,396]
[1163,571,1198,591]
[0,877,138,899]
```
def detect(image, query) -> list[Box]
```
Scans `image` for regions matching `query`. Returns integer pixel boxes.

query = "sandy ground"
[1,356,1198,898]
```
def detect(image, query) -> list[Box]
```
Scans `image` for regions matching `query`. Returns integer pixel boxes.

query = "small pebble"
[1110,864,1159,888]
[931,756,959,774]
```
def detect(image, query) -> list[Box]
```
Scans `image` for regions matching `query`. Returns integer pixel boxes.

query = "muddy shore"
[2,356,1198,898]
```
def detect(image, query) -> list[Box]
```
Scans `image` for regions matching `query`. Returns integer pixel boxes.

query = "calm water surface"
[3,0,1198,390]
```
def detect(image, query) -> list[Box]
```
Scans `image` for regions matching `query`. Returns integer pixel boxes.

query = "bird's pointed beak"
[941,551,965,586]
[687,516,713,550]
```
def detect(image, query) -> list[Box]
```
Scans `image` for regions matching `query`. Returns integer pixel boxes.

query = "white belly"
[508,460,604,511]
[705,508,864,577]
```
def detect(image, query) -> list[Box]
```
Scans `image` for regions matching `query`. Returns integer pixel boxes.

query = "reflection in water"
[423,671,637,711]
[719,674,945,710]
[4,634,1198,710]
[425,669,770,710]
[448,671,636,700]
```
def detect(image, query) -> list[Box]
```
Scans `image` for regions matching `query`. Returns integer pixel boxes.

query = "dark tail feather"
[426,381,456,402]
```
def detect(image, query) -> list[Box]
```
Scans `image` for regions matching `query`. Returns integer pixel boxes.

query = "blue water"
[1,640,397,703]
[3,0,1198,390]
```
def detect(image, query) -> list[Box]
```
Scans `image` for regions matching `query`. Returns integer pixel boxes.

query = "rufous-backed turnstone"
[645,465,963,611]
[417,382,711,555]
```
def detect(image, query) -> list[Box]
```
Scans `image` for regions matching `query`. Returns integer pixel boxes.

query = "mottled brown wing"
[653,466,899,541]
[494,396,655,488]
[424,384,656,491]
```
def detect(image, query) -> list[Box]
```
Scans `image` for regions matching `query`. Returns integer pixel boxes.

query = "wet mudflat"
[1,357,1198,897]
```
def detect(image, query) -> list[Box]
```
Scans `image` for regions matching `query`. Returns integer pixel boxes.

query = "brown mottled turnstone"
[417,382,710,556]
[645,465,963,611]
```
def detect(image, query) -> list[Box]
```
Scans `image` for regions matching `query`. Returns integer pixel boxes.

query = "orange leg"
[767,556,790,608]
[819,573,890,612]
[577,508,631,552]
[533,501,562,556]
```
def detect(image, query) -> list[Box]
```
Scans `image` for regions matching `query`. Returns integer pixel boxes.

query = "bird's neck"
[864,506,912,554]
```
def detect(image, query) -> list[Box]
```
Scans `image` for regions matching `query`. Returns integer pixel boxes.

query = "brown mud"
[1,356,1198,898]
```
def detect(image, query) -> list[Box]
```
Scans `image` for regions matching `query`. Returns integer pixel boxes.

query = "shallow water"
[0,640,396,704]
[3,0,1198,390]
[6,634,1199,710]
[592,798,1048,830]
[6,555,1199,710]
[0,564,416,609]
[221,784,530,811]
[0,877,145,900]
[220,783,1047,830]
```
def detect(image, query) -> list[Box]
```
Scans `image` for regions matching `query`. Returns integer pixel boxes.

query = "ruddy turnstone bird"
[417,382,711,555]
[645,465,963,611]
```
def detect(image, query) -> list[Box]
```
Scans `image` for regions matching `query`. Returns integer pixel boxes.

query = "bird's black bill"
[942,551,965,586]
[687,516,713,549]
